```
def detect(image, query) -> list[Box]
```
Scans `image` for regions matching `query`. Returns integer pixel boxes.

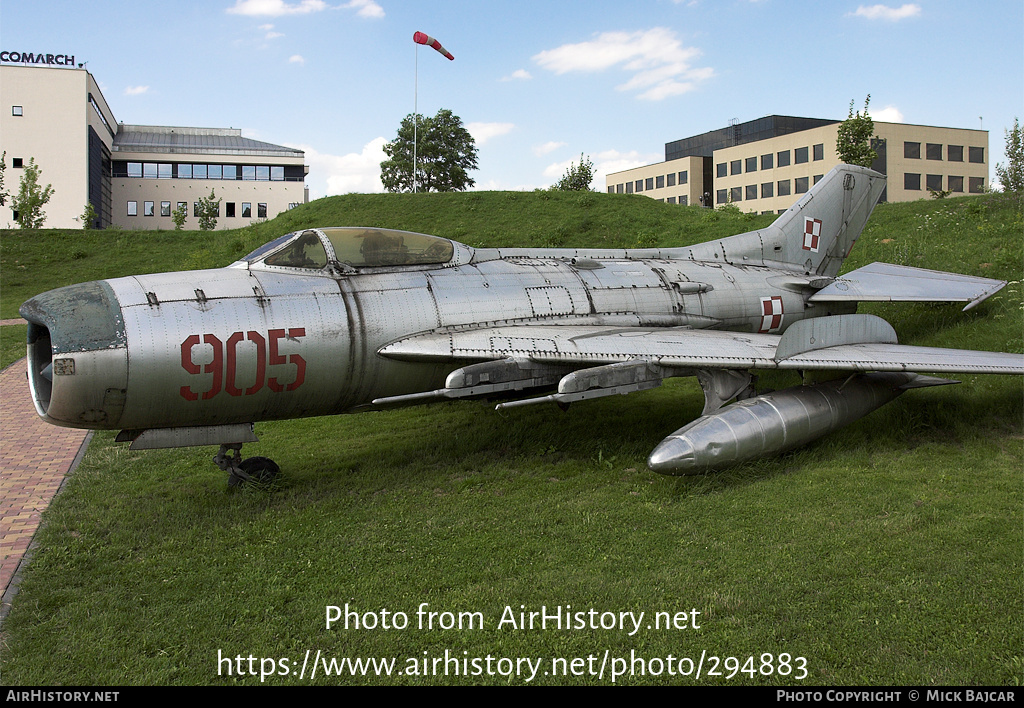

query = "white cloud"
[226,0,328,16]
[258,23,275,30]
[500,69,532,81]
[289,54,306,65]
[533,28,712,101]
[533,141,566,157]
[467,122,515,145]
[872,105,904,123]
[343,0,384,18]
[124,85,149,96]
[850,4,921,21]
[298,138,388,197]
[265,30,284,39]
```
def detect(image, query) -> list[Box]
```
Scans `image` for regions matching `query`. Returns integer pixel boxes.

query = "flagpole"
[413,43,418,194]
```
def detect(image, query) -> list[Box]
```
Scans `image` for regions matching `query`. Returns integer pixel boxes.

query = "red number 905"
[180,328,306,401]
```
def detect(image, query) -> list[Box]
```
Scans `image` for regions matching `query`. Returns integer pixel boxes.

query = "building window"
[969,147,984,163]
[656,175,665,189]
[271,166,285,181]
[795,147,809,164]
[635,180,643,192]
[680,196,688,206]
[142,163,156,179]
[243,166,256,181]
[948,176,964,192]
[128,162,143,178]
[127,201,137,216]
[12,157,23,168]
[226,202,236,217]
[158,163,171,179]
[645,177,655,191]
[761,182,774,199]
[223,165,238,180]
[178,163,192,179]
[777,150,791,167]
[761,154,773,170]
[904,142,921,159]
[969,177,985,193]
[667,197,676,204]
[12,106,23,116]
[161,201,171,217]
[666,173,676,187]
[625,183,633,194]
[288,202,300,210]
[208,164,223,180]
[616,184,623,194]
[745,156,757,173]
[926,143,942,160]
[947,145,964,162]
[144,201,155,217]
[194,202,201,217]
[177,201,187,216]
[813,174,823,185]
[730,160,742,176]
[716,163,727,178]
[926,174,943,192]
[795,177,809,193]
[777,179,791,196]
[730,186,742,202]
[242,202,252,217]
[716,189,727,204]
[904,173,921,190]
[678,171,687,184]
[258,203,267,218]
[745,185,757,200]
[257,166,270,181]
[813,144,824,161]
[607,186,614,194]
[194,164,208,179]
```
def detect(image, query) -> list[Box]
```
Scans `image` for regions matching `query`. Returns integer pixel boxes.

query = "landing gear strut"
[214,443,281,487]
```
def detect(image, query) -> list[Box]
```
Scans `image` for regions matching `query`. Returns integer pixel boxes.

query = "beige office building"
[1,62,307,229]
[606,115,988,214]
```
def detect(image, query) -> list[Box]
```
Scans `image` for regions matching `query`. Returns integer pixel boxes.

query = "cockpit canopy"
[243,227,458,270]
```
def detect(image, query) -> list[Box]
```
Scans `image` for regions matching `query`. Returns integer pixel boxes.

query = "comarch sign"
[1,51,77,66]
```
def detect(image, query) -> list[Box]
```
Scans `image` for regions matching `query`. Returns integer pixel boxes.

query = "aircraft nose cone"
[19,280,128,427]
[647,436,697,474]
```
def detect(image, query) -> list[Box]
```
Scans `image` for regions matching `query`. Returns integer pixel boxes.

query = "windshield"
[322,228,454,267]
[263,230,328,269]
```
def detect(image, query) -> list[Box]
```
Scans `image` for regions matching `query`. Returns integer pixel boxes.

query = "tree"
[553,153,595,191]
[0,152,9,207]
[995,117,1023,194]
[836,95,877,168]
[197,189,221,231]
[172,202,188,230]
[10,157,55,229]
[381,109,479,193]
[79,202,97,229]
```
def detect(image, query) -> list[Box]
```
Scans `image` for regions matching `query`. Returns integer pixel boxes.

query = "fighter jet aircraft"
[19,165,1023,484]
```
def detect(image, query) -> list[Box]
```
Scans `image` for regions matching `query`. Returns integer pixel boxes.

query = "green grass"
[0,191,1021,685]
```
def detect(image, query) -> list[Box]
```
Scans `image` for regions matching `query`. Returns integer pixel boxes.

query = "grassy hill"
[0,190,1021,685]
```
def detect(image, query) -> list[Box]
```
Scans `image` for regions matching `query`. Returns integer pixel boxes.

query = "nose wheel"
[214,444,281,487]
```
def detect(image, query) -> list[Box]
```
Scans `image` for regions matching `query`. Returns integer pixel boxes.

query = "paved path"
[1,357,91,618]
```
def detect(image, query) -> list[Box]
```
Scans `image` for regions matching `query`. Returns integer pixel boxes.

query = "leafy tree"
[0,152,8,207]
[995,117,1023,194]
[79,202,97,229]
[10,158,55,229]
[172,202,188,230]
[197,190,221,231]
[381,109,479,193]
[836,95,877,168]
[553,154,595,191]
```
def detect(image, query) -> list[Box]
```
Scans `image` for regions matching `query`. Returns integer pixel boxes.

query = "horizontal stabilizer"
[809,262,1006,311]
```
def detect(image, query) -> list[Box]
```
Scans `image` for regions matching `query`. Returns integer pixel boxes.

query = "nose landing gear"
[215,443,281,487]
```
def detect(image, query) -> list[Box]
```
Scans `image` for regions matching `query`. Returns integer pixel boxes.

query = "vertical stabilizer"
[683,165,886,277]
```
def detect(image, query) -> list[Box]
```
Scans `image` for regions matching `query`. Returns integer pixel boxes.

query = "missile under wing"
[19,165,1024,484]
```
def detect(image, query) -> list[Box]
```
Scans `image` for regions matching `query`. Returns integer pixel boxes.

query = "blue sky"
[2,1,1021,198]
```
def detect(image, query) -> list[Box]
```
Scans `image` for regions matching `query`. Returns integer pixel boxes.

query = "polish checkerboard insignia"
[803,217,822,252]
[759,296,784,333]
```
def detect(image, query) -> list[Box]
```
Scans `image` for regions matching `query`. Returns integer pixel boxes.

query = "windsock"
[413,31,454,60]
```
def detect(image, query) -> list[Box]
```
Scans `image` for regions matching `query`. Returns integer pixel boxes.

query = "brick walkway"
[1,357,91,617]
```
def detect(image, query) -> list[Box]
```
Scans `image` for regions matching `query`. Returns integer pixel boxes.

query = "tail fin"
[684,165,886,277]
